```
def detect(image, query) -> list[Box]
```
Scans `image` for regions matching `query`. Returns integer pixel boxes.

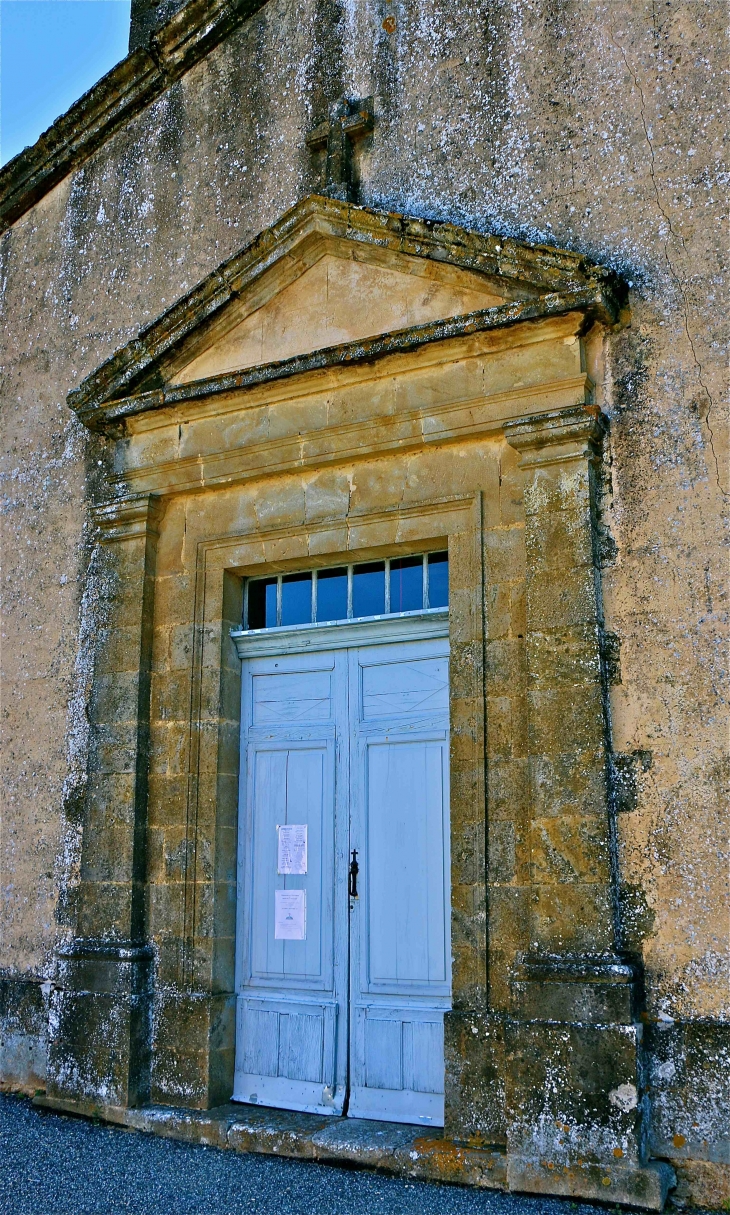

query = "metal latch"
[348,849,359,899]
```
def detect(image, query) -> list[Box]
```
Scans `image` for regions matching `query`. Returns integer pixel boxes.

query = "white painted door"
[234,627,450,1126]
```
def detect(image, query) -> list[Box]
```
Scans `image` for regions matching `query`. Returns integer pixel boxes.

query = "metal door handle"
[348,849,359,899]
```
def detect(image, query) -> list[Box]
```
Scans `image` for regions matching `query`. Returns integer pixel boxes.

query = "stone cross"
[306,97,374,203]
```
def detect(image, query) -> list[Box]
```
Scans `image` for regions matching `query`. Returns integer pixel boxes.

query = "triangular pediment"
[171,247,507,385]
[68,195,623,431]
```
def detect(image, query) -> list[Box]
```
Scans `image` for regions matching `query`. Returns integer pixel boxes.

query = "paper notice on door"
[274,889,306,940]
[277,824,307,875]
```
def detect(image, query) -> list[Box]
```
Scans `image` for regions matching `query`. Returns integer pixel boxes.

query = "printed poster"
[274,889,306,940]
[277,824,307,875]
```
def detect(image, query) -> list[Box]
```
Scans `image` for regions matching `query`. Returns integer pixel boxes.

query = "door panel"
[360,1009,442,1092]
[350,1005,446,1124]
[349,640,450,1127]
[234,652,348,1115]
[366,739,448,987]
[361,655,449,720]
[236,997,339,1112]
[249,744,328,983]
[252,669,333,724]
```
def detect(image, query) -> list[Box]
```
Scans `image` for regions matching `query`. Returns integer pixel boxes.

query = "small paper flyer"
[274,889,306,940]
[277,824,307,875]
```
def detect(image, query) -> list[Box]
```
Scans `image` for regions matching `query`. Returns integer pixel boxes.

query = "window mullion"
[423,552,429,609]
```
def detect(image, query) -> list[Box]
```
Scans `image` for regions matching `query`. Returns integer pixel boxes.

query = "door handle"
[348,849,359,899]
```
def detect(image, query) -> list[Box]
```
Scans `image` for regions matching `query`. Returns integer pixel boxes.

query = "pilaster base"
[503,953,674,1208]
[502,1007,675,1207]
[150,990,235,1109]
[444,1011,507,1145]
[445,957,675,1208]
[46,940,152,1108]
[506,1157,675,1210]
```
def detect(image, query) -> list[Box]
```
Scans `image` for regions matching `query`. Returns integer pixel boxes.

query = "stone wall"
[0,0,726,1204]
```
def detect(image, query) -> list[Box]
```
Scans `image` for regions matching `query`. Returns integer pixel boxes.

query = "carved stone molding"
[504,404,606,468]
[93,493,165,543]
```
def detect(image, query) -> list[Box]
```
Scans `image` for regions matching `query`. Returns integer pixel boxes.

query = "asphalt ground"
[0,1094,664,1215]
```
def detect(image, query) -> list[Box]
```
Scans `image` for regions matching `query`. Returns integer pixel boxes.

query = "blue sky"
[1,0,131,165]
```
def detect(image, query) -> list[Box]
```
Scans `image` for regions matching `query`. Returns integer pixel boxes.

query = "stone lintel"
[504,405,606,469]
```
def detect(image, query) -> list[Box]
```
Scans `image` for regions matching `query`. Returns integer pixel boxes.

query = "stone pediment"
[170,249,507,386]
[68,195,624,432]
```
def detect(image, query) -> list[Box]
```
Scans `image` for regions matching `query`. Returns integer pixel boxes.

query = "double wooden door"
[233,627,451,1126]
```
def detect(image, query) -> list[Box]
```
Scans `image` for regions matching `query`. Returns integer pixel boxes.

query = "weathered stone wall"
[0,0,726,1202]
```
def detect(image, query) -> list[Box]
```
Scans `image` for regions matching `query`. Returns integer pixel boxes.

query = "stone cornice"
[65,195,625,429]
[68,257,617,442]
[504,405,607,468]
[0,0,269,232]
[514,952,635,985]
[95,295,596,431]
[93,492,165,541]
[55,939,154,962]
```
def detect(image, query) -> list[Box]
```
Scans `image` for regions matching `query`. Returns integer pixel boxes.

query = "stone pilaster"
[47,493,163,1109]
[507,406,615,958]
[502,407,673,1209]
[148,567,243,1110]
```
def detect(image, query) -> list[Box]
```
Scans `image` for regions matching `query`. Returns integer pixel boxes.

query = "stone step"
[33,1096,508,1190]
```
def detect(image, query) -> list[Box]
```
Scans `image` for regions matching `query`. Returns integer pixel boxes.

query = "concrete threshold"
[33,1095,508,1190]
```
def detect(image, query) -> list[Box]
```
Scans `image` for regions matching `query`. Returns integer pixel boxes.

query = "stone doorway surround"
[41,195,674,1209]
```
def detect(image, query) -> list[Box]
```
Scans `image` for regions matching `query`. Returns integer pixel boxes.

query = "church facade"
[1,1,727,1208]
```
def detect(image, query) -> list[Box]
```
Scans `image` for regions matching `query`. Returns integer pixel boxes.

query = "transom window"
[243,551,448,630]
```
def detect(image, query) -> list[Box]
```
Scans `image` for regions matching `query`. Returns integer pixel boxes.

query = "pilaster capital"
[93,493,165,543]
[504,405,607,470]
